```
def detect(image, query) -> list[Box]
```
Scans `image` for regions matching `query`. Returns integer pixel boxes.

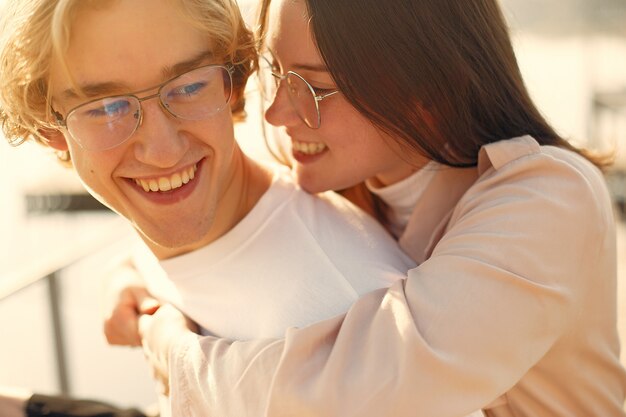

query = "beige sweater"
[169,136,626,416]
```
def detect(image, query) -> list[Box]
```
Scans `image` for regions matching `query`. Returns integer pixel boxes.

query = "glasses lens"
[258,55,279,103]
[66,96,140,151]
[286,73,319,129]
[161,65,232,120]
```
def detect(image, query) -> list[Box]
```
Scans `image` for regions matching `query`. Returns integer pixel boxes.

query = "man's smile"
[131,163,198,192]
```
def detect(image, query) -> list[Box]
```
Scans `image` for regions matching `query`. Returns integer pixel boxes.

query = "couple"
[1,0,625,416]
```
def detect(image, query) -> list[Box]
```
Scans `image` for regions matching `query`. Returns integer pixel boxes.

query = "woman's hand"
[138,304,199,395]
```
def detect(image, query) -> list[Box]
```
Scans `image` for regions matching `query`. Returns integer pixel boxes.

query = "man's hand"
[138,304,199,395]
[0,386,32,417]
[103,261,160,346]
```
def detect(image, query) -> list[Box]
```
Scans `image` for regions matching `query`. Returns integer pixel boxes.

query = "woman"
[137,0,626,415]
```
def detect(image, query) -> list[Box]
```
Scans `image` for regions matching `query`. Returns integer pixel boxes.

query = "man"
[0,0,413,416]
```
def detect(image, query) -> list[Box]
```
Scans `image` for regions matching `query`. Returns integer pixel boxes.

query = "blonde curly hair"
[0,0,256,160]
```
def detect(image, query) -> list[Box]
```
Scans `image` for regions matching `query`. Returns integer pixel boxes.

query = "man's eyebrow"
[161,50,215,79]
[60,51,216,100]
[61,82,128,100]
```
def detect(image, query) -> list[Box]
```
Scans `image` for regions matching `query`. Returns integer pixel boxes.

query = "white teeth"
[139,179,150,192]
[171,173,182,189]
[158,177,172,192]
[133,163,198,193]
[292,141,327,155]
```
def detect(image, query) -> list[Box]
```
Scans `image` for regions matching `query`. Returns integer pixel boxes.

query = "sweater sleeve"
[168,150,612,417]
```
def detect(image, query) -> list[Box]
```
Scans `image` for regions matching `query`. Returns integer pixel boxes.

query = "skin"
[103,261,160,346]
[136,0,431,387]
[264,0,425,193]
[116,0,430,351]
[116,0,431,374]
[46,0,270,260]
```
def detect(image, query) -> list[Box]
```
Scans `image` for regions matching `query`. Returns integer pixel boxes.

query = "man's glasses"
[259,55,339,129]
[53,64,234,151]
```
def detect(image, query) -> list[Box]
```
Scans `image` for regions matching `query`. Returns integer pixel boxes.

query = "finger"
[160,375,170,397]
[104,306,142,346]
[137,312,153,339]
[185,316,200,333]
[137,294,160,315]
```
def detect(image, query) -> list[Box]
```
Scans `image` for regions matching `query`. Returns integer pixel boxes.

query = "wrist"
[0,386,32,417]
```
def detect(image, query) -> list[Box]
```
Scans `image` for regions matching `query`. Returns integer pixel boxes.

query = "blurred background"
[1,0,625,410]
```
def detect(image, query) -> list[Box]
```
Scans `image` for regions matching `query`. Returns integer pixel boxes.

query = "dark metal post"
[46,271,71,395]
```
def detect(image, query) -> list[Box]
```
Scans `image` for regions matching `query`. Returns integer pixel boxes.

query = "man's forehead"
[55,50,216,101]
[53,0,219,99]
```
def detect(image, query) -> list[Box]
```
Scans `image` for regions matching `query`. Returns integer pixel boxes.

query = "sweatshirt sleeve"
[168,149,613,417]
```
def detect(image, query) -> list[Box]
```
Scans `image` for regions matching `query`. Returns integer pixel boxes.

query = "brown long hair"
[259,0,608,169]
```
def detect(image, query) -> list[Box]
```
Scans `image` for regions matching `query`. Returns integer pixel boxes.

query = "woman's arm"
[144,147,615,416]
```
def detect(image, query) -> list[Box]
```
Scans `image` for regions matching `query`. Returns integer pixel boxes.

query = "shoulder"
[275,170,415,272]
[276,168,377,231]
[447,136,615,263]
[478,136,603,182]
[470,136,612,221]
[478,136,606,190]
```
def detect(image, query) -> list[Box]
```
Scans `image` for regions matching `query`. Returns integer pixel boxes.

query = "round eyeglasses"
[52,64,234,151]
[259,55,339,129]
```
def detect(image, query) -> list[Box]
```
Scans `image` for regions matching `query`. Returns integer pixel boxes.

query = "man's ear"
[38,128,68,152]
[231,89,242,110]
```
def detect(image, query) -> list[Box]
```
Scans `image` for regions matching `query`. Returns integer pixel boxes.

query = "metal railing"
[0,195,126,395]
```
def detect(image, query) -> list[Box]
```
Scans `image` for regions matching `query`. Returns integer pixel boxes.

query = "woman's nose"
[264,82,301,128]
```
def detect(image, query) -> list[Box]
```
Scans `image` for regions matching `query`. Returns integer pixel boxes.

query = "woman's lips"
[292,140,327,155]
[291,140,328,164]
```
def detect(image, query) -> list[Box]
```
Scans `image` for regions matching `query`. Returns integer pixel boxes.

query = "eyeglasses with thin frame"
[259,55,339,129]
[52,64,234,151]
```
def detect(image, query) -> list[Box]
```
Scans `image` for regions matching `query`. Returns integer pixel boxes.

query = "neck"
[219,148,273,239]
[148,145,273,259]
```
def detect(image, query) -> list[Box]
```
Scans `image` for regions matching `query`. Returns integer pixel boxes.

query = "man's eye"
[168,82,207,98]
[85,99,131,118]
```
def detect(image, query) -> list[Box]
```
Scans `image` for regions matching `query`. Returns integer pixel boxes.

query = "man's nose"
[131,98,189,168]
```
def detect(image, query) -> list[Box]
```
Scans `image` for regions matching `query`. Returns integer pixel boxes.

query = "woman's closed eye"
[311,86,336,95]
